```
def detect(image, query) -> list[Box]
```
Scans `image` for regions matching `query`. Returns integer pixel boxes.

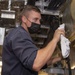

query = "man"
[2,5,65,75]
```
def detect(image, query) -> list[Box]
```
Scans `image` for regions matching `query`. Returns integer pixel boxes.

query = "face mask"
[28,22,41,34]
[25,17,41,34]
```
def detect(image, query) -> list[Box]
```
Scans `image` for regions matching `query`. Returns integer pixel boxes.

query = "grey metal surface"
[44,67,65,74]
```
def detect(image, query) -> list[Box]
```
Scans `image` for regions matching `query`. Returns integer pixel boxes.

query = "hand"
[47,57,62,66]
[53,29,65,43]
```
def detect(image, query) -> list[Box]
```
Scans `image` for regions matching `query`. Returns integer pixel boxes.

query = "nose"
[36,20,40,24]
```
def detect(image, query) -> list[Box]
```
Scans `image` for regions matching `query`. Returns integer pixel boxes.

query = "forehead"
[27,10,41,19]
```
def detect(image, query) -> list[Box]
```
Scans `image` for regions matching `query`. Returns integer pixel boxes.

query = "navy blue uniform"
[2,26,38,75]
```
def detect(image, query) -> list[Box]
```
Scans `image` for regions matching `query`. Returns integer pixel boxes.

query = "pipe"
[8,0,11,11]
[66,57,72,75]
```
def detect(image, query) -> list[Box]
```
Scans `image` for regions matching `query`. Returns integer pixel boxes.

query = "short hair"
[19,5,41,22]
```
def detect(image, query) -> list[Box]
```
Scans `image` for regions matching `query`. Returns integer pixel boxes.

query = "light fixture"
[1,10,15,19]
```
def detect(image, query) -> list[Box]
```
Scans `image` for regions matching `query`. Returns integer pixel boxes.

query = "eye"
[33,18,38,22]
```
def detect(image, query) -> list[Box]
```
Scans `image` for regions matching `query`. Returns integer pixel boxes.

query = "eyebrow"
[34,17,41,20]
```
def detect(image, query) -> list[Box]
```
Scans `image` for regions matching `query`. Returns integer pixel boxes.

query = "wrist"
[52,38,58,44]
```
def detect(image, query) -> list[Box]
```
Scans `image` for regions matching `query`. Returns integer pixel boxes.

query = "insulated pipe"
[24,0,27,5]
[8,0,11,11]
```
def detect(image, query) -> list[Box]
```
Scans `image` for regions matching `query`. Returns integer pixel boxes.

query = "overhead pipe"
[8,0,11,11]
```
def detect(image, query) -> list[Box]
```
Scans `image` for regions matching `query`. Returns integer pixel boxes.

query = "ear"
[21,16,27,23]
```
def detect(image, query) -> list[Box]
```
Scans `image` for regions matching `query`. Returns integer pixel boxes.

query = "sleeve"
[11,32,38,70]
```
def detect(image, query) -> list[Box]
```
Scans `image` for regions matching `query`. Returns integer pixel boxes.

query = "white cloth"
[60,35,70,58]
[58,24,70,58]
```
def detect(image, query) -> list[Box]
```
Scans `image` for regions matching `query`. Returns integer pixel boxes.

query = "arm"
[32,29,65,71]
